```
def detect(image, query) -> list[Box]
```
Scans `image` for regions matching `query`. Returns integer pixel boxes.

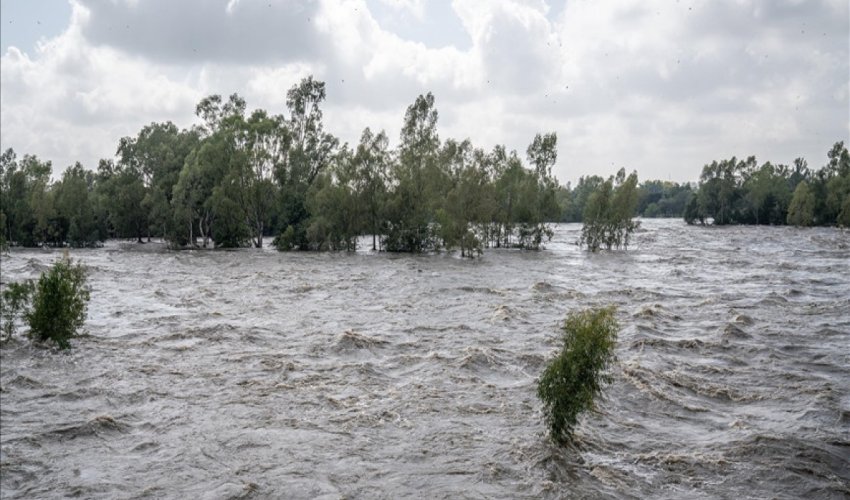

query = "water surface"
[1,220,849,499]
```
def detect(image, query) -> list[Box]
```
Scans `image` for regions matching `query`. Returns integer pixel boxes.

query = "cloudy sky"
[1,0,847,184]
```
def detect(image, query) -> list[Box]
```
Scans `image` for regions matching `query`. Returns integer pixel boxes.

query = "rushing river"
[1,219,848,499]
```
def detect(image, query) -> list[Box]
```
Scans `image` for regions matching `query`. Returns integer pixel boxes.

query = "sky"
[0,0,848,185]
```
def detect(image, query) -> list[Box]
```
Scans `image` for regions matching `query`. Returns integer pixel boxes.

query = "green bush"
[538,306,619,445]
[1,280,34,341]
[26,256,90,349]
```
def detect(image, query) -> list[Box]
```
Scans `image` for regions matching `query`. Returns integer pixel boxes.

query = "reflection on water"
[1,220,849,499]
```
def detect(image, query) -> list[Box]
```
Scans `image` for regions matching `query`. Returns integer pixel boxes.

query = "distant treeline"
[0,77,846,253]
[683,143,850,227]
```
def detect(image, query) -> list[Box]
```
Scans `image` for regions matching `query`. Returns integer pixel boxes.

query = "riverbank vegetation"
[1,77,847,252]
[684,143,850,227]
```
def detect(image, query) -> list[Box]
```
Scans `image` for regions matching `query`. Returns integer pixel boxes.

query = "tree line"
[683,142,850,227]
[1,76,846,254]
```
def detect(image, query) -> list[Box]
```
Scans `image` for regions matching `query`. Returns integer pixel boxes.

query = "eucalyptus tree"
[274,77,338,250]
[384,92,443,252]
[524,132,560,246]
[97,159,147,243]
[237,109,288,247]
[172,133,233,247]
[352,128,390,250]
[0,151,55,246]
[787,181,815,226]
[53,163,102,247]
[438,140,496,257]
[580,168,640,252]
[824,142,850,226]
[117,122,200,239]
[171,93,253,248]
[491,147,553,249]
[742,162,791,225]
[305,145,361,251]
[693,157,753,225]
[568,175,605,222]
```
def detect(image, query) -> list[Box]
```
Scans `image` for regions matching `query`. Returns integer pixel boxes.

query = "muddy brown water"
[1,219,848,499]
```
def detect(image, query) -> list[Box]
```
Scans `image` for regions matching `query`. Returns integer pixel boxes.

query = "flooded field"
[1,219,849,499]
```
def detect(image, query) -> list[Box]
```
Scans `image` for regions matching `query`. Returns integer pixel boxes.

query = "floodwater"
[1,219,848,499]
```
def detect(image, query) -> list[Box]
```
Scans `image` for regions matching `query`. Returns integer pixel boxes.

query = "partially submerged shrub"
[537,306,619,445]
[26,256,90,349]
[1,280,34,341]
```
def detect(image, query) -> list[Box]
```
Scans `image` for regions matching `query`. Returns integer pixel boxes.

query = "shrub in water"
[26,256,90,349]
[537,306,618,445]
[1,280,34,341]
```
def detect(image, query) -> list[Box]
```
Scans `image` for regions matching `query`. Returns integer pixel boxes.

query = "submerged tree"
[538,306,619,445]
[580,169,640,252]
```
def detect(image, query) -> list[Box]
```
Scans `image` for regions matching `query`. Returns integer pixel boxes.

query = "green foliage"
[1,280,34,341]
[4,79,848,252]
[635,180,693,218]
[580,169,640,252]
[26,256,90,349]
[787,181,815,227]
[273,225,297,251]
[383,92,444,253]
[685,142,849,227]
[538,307,619,445]
[54,163,104,247]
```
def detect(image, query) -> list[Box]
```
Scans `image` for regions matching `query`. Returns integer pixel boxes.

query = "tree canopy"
[2,77,847,254]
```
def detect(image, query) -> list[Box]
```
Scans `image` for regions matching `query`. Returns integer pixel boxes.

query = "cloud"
[78,0,324,64]
[374,0,425,20]
[0,0,847,183]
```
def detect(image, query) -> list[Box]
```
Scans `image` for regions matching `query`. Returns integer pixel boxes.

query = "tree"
[274,77,338,250]
[117,122,199,240]
[824,142,850,227]
[0,152,53,247]
[240,110,287,247]
[98,162,147,242]
[54,163,102,247]
[303,146,362,251]
[438,140,495,257]
[383,92,443,252]
[353,128,390,251]
[538,307,619,445]
[560,175,604,222]
[580,169,640,251]
[787,181,815,227]
[170,99,246,248]
[26,256,90,349]
[1,280,34,341]
[742,162,791,225]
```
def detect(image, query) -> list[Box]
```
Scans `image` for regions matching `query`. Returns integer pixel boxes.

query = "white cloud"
[0,0,847,182]
[374,0,426,20]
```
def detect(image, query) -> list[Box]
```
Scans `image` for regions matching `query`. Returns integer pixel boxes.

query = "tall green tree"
[580,169,640,252]
[352,128,390,251]
[53,163,102,247]
[117,122,200,239]
[787,181,815,227]
[274,77,338,250]
[97,160,147,243]
[384,92,443,252]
